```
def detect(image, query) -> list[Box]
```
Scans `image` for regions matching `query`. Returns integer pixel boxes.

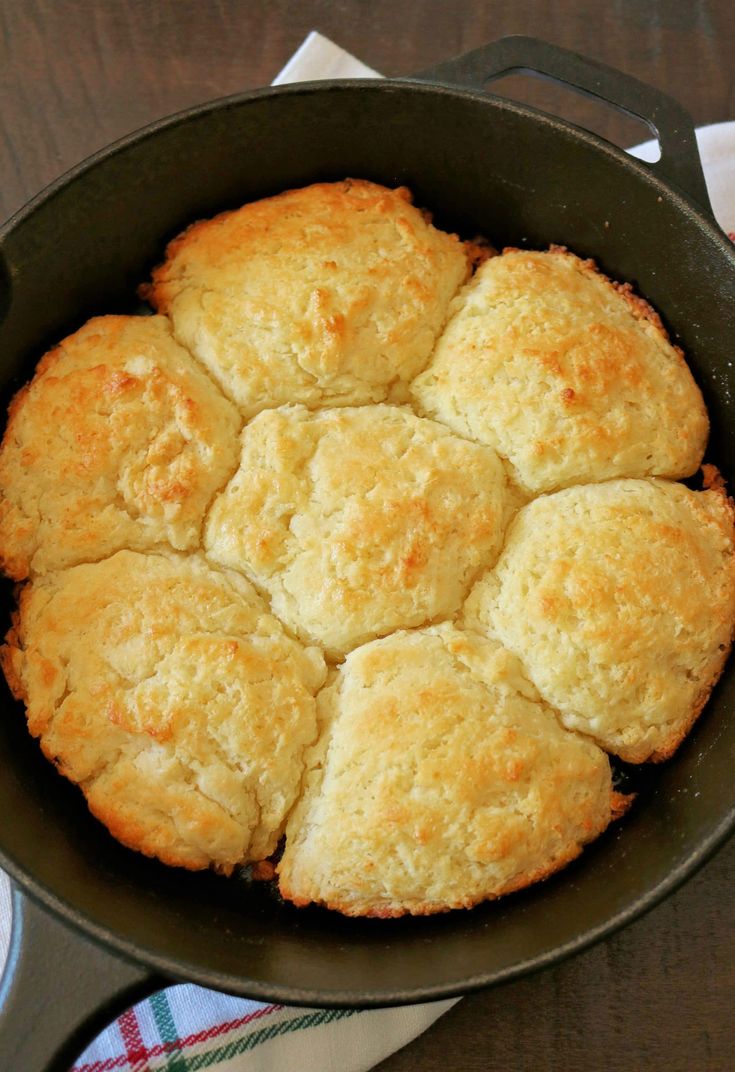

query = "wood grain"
[0,0,733,222]
[377,838,735,1071]
[0,3,734,1070]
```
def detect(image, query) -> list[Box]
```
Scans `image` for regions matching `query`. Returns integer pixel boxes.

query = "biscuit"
[411,248,708,495]
[204,404,512,657]
[144,180,470,417]
[1,551,326,871]
[464,479,735,763]
[278,625,616,917]
[0,315,240,579]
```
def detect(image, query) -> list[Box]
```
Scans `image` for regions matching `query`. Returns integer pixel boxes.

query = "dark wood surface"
[1,2,734,1070]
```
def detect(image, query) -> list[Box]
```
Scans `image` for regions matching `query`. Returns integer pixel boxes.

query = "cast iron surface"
[0,891,162,1072]
[0,36,734,1067]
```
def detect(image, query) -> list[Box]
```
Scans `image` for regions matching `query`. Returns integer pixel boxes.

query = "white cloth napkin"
[1,29,733,1072]
[271,30,381,83]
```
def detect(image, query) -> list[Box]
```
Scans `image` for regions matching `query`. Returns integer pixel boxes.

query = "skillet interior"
[0,80,734,1006]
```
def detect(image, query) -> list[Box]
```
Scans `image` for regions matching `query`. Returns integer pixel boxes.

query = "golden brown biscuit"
[411,248,708,494]
[464,479,735,763]
[1,551,326,871]
[278,625,616,917]
[144,180,470,417]
[0,174,729,912]
[204,404,512,657]
[0,315,240,579]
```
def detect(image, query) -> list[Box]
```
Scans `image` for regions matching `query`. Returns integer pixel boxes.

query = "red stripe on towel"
[73,1003,283,1072]
[117,1008,147,1069]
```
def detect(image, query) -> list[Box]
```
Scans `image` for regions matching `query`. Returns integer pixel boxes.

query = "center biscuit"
[204,403,513,658]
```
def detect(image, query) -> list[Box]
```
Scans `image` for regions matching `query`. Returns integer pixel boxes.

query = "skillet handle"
[0,884,164,1072]
[412,35,712,217]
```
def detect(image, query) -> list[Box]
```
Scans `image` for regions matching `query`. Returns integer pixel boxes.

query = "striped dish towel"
[0,859,453,1070]
[1,31,734,1072]
[70,986,452,1072]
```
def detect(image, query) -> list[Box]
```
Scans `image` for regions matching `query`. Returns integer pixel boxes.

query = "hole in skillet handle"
[466,71,661,160]
[409,34,714,220]
[0,884,163,1072]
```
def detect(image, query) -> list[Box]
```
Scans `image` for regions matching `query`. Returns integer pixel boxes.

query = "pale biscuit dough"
[411,248,708,495]
[0,315,240,579]
[1,551,326,871]
[204,404,512,657]
[144,180,470,417]
[278,625,616,917]
[464,479,735,763]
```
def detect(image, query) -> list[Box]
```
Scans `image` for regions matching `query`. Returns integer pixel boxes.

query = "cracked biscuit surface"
[144,179,470,417]
[411,248,708,495]
[278,625,616,917]
[0,315,241,579]
[1,551,326,871]
[204,404,512,657]
[464,479,735,763]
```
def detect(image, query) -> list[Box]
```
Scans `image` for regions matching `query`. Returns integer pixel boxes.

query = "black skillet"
[1,35,734,1072]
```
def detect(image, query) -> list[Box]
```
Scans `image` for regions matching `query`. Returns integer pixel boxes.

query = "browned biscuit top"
[0,315,240,579]
[204,403,513,657]
[1,551,326,871]
[278,625,615,917]
[412,247,709,494]
[464,478,735,763]
[144,179,470,417]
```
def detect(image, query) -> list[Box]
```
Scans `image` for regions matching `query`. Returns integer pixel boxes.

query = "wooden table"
[1,3,733,1070]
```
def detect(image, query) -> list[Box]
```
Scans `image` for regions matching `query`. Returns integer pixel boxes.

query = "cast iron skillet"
[1,35,734,1072]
